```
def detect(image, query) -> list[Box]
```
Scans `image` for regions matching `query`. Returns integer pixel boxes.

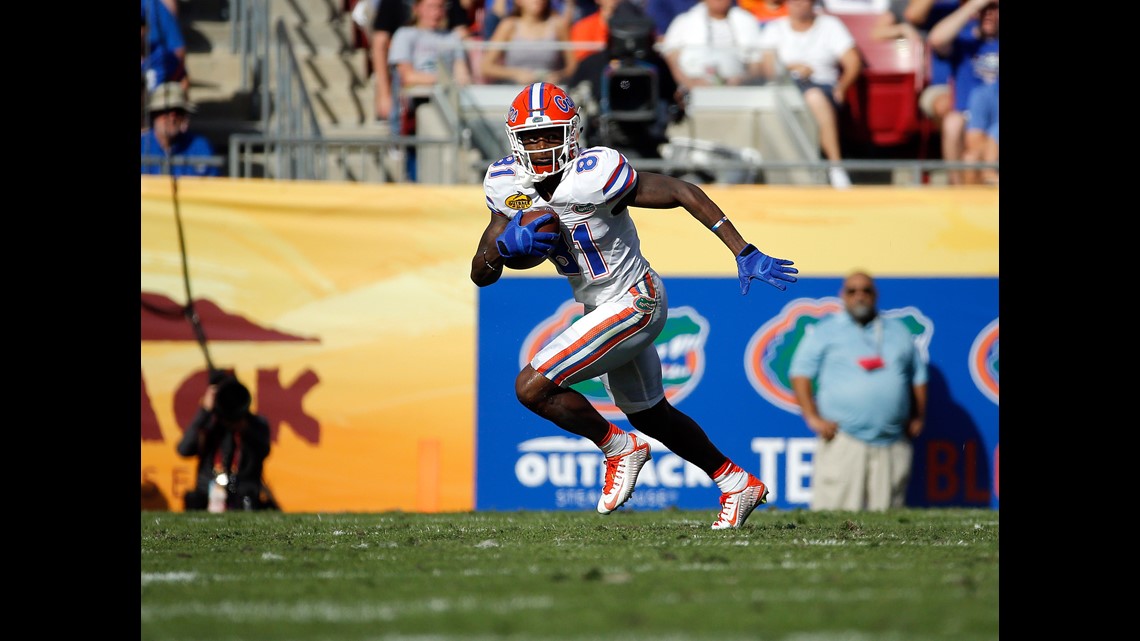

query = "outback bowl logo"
[520,301,708,419]
[506,193,533,210]
[968,318,998,405]
[744,297,934,414]
[514,433,711,509]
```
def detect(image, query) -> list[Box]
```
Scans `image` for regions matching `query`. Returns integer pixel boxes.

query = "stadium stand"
[162,0,992,184]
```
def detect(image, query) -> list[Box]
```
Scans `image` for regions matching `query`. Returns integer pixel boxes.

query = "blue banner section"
[476,276,999,511]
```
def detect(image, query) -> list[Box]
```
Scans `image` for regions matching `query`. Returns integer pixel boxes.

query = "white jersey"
[482,146,650,309]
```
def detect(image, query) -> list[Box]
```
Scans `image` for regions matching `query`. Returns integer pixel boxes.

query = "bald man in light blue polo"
[789,271,928,511]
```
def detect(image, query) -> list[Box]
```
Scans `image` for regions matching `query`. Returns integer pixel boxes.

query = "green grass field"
[141,508,998,640]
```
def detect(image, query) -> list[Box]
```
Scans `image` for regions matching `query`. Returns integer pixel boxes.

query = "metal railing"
[230,0,270,123]
[228,133,458,182]
[227,13,330,180]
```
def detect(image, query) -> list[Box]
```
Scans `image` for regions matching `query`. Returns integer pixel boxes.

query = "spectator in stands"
[739,0,788,25]
[962,79,997,184]
[928,0,997,185]
[371,0,470,124]
[389,0,473,180]
[568,0,629,62]
[177,373,278,512]
[660,0,766,89]
[758,0,861,188]
[568,1,683,158]
[789,271,927,511]
[481,0,577,85]
[644,0,697,42]
[893,0,961,179]
[485,0,597,40]
[141,0,189,94]
[141,82,222,177]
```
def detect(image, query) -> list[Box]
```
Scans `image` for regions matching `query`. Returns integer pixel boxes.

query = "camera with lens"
[589,6,677,157]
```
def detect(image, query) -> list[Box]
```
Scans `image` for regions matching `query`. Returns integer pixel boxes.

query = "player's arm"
[630,171,798,294]
[632,171,748,254]
[471,212,510,287]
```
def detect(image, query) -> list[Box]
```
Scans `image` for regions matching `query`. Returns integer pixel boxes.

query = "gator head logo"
[744,297,934,414]
[520,301,709,420]
[506,193,533,210]
[968,318,998,405]
[633,295,656,314]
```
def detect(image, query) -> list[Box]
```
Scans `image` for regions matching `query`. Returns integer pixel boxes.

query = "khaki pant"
[809,431,913,511]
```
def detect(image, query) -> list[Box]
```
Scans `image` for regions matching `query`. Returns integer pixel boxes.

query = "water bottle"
[208,475,228,513]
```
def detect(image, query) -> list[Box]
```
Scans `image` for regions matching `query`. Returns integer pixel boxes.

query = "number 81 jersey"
[483,146,651,308]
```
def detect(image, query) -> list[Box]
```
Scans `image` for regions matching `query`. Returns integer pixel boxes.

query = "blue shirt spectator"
[943,19,997,111]
[789,294,928,446]
[141,0,187,91]
[904,0,959,87]
[141,83,221,177]
[789,272,928,511]
[928,0,998,111]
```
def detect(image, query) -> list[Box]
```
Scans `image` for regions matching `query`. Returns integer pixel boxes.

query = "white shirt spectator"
[660,2,766,83]
[756,13,855,86]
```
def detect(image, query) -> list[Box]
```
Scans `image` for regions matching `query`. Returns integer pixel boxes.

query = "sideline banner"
[141,177,997,512]
[141,177,487,513]
[476,277,998,511]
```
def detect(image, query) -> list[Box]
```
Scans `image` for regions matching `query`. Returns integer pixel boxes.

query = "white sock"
[713,462,750,494]
[599,424,632,458]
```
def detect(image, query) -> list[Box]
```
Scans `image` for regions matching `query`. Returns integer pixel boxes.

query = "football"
[503,206,560,270]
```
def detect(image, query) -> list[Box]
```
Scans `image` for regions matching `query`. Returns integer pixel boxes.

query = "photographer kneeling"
[177,373,278,512]
[567,1,685,160]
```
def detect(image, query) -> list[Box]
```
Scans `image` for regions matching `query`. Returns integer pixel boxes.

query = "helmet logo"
[554,94,575,112]
[508,107,518,122]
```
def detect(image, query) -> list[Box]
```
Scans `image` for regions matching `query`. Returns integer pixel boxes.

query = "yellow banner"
[141,176,997,512]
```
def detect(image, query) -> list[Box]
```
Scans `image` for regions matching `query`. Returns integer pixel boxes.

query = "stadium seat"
[832,12,925,151]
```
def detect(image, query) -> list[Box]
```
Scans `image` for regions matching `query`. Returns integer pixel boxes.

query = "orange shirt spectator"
[739,0,789,23]
[569,0,623,61]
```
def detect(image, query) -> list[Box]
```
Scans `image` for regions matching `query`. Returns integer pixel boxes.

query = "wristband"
[483,249,500,271]
[710,216,728,232]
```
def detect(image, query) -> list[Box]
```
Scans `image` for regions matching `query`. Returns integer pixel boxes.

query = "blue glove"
[736,244,798,294]
[496,213,559,259]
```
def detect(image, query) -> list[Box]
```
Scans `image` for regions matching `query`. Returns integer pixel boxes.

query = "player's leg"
[516,272,666,513]
[624,398,768,529]
[598,274,768,529]
[512,367,610,441]
[516,272,665,436]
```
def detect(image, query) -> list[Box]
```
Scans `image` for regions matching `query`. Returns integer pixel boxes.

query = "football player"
[469,82,798,529]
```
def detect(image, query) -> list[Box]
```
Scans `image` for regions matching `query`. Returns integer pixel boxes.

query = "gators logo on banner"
[744,297,935,414]
[968,318,999,405]
[519,301,709,419]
